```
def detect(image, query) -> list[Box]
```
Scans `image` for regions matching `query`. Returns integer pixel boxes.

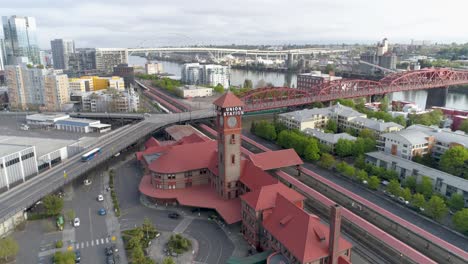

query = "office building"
[5,65,44,109]
[67,48,97,76]
[26,113,70,127]
[68,78,93,93]
[297,71,342,93]
[0,39,5,71]
[50,39,75,70]
[366,151,468,205]
[113,63,134,88]
[79,76,124,91]
[2,16,40,65]
[303,128,357,153]
[44,72,69,111]
[95,48,128,73]
[181,63,229,88]
[145,62,163,75]
[55,118,110,133]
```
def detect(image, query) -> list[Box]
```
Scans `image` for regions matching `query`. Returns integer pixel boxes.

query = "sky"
[2,0,468,49]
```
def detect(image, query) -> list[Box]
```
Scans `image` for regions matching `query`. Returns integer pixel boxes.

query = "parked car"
[98,208,107,215]
[83,179,92,186]
[397,196,409,205]
[73,218,80,227]
[97,194,104,202]
[75,250,81,263]
[105,246,114,256]
[168,212,180,219]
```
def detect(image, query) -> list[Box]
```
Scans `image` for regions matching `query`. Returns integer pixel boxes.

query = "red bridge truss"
[240,68,468,112]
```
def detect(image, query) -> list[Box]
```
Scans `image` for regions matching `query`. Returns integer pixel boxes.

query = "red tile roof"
[144,137,160,148]
[139,175,241,224]
[176,133,210,145]
[136,145,174,161]
[262,194,352,263]
[240,160,278,191]
[249,149,303,171]
[148,141,217,174]
[213,91,245,108]
[241,183,305,211]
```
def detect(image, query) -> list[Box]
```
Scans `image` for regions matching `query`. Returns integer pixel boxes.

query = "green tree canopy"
[439,146,468,177]
[353,137,376,156]
[131,245,146,263]
[459,119,468,133]
[304,142,320,161]
[448,193,465,212]
[253,121,277,141]
[318,153,335,169]
[356,169,369,183]
[359,128,375,140]
[412,193,426,208]
[452,209,468,234]
[162,257,176,264]
[402,176,417,192]
[354,155,366,170]
[0,236,19,261]
[368,176,380,190]
[335,139,355,157]
[416,176,433,199]
[393,115,407,127]
[213,84,225,93]
[386,179,401,196]
[325,119,338,133]
[401,188,412,201]
[243,79,253,89]
[425,196,448,221]
[43,194,64,216]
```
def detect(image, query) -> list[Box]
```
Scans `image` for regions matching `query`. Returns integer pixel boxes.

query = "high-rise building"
[2,16,40,65]
[113,64,134,88]
[95,48,128,74]
[79,89,139,112]
[377,38,389,56]
[5,65,27,109]
[181,63,229,88]
[5,64,49,109]
[0,39,5,71]
[51,39,75,70]
[67,48,97,76]
[44,72,69,111]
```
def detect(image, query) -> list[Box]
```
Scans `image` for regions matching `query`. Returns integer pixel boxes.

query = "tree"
[353,137,376,156]
[253,121,277,141]
[459,119,468,133]
[402,176,417,192]
[53,251,75,264]
[355,169,369,183]
[142,217,157,239]
[318,143,331,154]
[163,257,176,264]
[335,99,354,108]
[131,245,146,263]
[213,84,225,93]
[325,64,335,73]
[425,196,448,221]
[452,209,468,234]
[342,165,356,178]
[43,194,64,216]
[304,142,320,161]
[354,155,366,170]
[66,209,75,222]
[448,193,465,212]
[393,115,407,127]
[368,176,380,190]
[412,193,426,208]
[318,153,335,169]
[0,236,19,261]
[401,188,412,202]
[387,179,401,196]
[359,128,375,140]
[310,102,324,108]
[379,96,389,112]
[439,146,468,177]
[416,176,433,199]
[335,139,354,157]
[243,79,253,89]
[325,119,338,133]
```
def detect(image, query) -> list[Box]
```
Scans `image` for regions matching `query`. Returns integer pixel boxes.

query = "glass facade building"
[2,16,40,65]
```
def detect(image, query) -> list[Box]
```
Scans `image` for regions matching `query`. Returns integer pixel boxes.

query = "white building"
[366,151,468,205]
[80,89,139,113]
[95,48,128,73]
[176,85,213,98]
[380,125,468,160]
[55,118,110,133]
[303,128,356,153]
[26,113,70,127]
[145,63,163,75]
[181,63,230,88]
[0,144,37,192]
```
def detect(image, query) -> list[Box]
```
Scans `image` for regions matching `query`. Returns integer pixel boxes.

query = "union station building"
[137,92,352,264]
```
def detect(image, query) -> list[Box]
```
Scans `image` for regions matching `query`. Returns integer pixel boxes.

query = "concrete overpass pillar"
[426,87,448,109]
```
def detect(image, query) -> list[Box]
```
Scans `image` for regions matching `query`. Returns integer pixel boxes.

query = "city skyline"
[2,0,468,49]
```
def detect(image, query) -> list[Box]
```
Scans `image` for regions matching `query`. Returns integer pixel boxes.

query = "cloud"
[2,0,468,49]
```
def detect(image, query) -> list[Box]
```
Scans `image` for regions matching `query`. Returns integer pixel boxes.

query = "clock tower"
[213,92,244,200]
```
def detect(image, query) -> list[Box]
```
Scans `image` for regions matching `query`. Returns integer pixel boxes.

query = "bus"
[81,148,102,162]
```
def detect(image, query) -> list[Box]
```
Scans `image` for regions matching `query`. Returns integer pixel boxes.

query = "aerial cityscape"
[0,1,468,264]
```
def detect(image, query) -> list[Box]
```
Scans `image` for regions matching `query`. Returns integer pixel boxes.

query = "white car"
[73,217,80,227]
[83,179,92,186]
[97,194,104,202]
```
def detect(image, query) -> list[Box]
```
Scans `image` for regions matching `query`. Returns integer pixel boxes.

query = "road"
[242,130,468,252]
[0,109,216,226]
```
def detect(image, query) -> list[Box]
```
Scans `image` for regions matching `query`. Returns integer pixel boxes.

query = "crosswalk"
[74,237,111,249]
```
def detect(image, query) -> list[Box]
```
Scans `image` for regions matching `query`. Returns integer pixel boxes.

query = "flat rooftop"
[0,144,33,157]
[0,136,77,157]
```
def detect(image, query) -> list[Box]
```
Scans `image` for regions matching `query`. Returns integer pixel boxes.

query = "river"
[129,56,468,110]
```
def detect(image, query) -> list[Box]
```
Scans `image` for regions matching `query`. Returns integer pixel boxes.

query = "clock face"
[227,116,237,128]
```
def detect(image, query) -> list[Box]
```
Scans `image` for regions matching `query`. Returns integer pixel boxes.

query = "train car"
[81,148,102,162]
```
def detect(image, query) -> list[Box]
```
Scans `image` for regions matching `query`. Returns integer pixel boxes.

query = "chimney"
[328,204,342,264]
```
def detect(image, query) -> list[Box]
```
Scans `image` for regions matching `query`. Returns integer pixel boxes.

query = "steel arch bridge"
[240,68,468,112]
